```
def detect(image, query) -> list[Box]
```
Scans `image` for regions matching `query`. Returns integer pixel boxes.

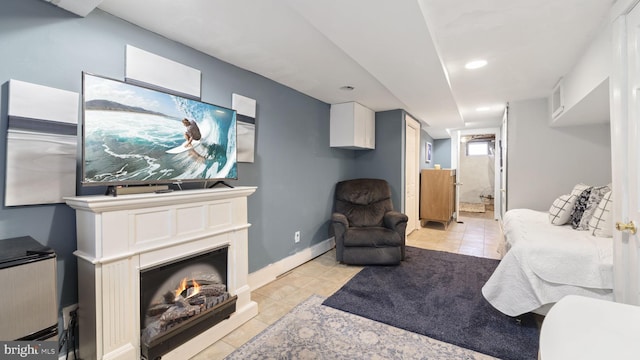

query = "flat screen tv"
[81,73,237,186]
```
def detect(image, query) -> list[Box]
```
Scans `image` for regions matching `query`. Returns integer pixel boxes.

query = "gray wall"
[433,138,452,169]
[507,98,612,211]
[420,129,435,169]
[352,110,405,211]
[0,0,365,331]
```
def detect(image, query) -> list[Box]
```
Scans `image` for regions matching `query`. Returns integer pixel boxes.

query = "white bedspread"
[482,209,613,316]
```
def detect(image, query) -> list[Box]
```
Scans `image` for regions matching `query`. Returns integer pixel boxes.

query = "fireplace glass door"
[140,245,236,360]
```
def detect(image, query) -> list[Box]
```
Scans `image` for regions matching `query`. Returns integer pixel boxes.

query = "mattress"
[482,209,613,316]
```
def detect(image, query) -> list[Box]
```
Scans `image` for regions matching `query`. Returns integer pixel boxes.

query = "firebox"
[140,245,237,360]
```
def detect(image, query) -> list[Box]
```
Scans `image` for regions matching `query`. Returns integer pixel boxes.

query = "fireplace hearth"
[140,246,236,360]
[65,187,258,360]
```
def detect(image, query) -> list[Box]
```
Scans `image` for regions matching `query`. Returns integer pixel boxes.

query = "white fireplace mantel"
[65,187,258,360]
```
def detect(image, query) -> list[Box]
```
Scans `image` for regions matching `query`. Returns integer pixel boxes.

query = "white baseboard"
[57,239,335,360]
[248,238,335,291]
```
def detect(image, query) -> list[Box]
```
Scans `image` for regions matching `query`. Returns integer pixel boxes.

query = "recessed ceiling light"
[465,59,487,70]
[340,85,355,91]
[475,104,506,113]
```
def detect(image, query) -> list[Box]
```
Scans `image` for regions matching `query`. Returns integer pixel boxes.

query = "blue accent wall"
[0,0,371,332]
[352,110,405,211]
[420,130,452,169]
[420,129,434,169]
[433,138,452,169]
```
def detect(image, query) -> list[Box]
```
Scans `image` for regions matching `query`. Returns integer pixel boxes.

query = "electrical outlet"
[294,231,301,243]
[62,304,78,330]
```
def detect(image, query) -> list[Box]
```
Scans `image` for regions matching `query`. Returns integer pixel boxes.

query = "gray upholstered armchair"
[331,178,408,265]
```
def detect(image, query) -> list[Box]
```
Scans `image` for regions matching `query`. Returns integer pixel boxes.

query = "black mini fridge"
[0,236,58,341]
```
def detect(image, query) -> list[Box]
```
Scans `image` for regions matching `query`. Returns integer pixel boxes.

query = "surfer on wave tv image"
[182,118,202,148]
[81,72,238,185]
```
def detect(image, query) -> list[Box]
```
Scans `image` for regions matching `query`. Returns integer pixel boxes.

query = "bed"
[482,208,613,316]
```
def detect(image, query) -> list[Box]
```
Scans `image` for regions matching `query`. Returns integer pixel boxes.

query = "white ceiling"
[47,0,615,138]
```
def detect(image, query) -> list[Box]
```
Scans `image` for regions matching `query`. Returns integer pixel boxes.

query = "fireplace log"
[174,296,189,308]
[160,306,190,322]
[192,274,223,284]
[143,314,162,328]
[147,303,173,317]
[140,294,238,360]
[161,302,201,322]
[197,284,227,297]
[188,295,206,306]
[205,293,230,309]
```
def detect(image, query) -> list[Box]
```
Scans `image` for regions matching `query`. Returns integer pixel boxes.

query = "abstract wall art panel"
[232,93,256,163]
[5,80,79,206]
[125,45,202,99]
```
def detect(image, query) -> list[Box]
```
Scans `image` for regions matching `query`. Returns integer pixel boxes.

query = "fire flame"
[190,279,201,297]
[174,277,202,300]
[174,278,188,300]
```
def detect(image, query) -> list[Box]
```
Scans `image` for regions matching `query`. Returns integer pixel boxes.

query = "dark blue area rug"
[323,246,539,360]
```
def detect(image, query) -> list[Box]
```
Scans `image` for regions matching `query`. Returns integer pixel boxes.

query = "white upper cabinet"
[330,102,375,149]
[550,22,611,126]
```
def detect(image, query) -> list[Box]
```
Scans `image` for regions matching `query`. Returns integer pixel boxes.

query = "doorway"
[453,128,501,220]
[459,134,496,216]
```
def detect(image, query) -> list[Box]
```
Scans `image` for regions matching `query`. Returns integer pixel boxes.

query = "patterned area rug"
[225,295,493,359]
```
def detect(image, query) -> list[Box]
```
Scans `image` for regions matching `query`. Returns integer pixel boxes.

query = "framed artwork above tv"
[81,73,237,186]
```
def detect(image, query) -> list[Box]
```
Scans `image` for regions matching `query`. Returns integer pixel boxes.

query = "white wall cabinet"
[549,22,611,126]
[330,102,375,149]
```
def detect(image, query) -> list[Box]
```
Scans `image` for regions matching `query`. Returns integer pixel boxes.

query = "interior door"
[405,115,420,234]
[451,131,461,222]
[500,107,508,219]
[626,7,640,305]
[611,4,640,305]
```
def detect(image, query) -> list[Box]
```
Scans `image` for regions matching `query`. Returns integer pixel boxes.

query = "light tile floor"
[191,211,502,359]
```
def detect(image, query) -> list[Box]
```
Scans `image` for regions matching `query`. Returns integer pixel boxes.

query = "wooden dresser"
[420,169,456,228]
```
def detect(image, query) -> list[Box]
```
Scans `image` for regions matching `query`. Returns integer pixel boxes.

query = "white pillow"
[588,190,613,237]
[549,194,577,225]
